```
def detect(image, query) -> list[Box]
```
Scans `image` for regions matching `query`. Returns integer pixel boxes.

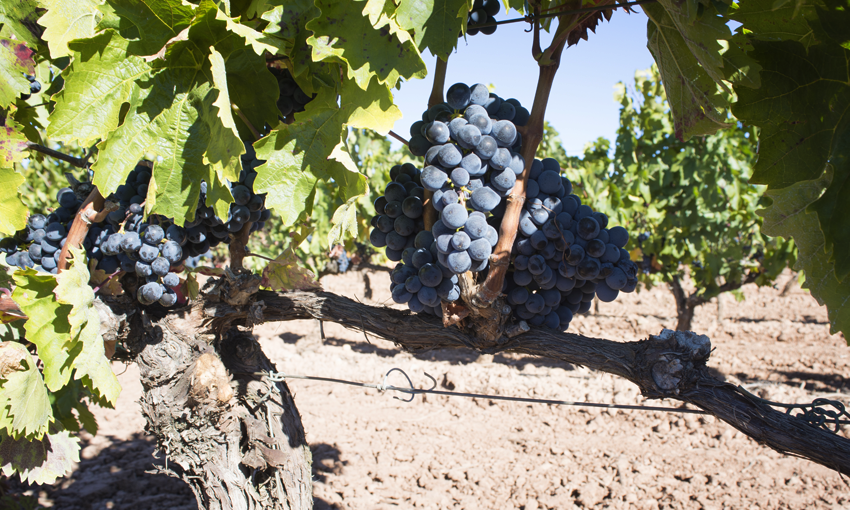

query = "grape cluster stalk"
[370,82,641,331]
[1,150,271,307]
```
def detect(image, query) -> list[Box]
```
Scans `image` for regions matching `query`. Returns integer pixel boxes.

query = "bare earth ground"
[8,269,850,509]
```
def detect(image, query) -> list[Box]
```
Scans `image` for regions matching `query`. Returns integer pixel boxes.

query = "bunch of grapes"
[0,187,82,272]
[1,151,271,308]
[463,0,500,37]
[270,67,315,119]
[370,163,461,316]
[369,82,640,331]
[503,158,638,330]
[20,74,41,101]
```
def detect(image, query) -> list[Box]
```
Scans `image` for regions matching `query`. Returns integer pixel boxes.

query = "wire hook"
[380,368,417,402]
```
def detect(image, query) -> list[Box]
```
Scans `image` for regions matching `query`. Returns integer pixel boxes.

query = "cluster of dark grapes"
[20,74,41,101]
[409,82,528,277]
[408,81,529,159]
[0,187,81,273]
[503,158,638,330]
[270,67,315,118]
[2,151,271,308]
[370,163,461,316]
[369,82,640,331]
[463,0,500,37]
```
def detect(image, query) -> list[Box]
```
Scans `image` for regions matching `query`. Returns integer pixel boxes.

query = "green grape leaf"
[0,0,42,48]
[394,0,467,59]
[99,0,198,56]
[261,0,327,93]
[54,248,120,406]
[37,0,104,59]
[213,7,287,56]
[729,0,822,49]
[138,75,209,225]
[0,345,52,437]
[205,47,244,182]
[48,31,151,146]
[328,194,362,246]
[719,40,762,89]
[0,429,79,485]
[90,46,208,224]
[0,38,35,108]
[340,76,402,136]
[11,271,75,391]
[0,167,27,236]
[253,93,369,225]
[253,133,320,226]
[306,0,427,90]
[260,249,321,291]
[732,39,850,280]
[220,46,279,148]
[654,0,733,91]
[644,4,732,140]
[759,167,850,340]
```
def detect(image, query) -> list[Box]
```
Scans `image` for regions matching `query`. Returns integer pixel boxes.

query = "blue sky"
[390,7,656,157]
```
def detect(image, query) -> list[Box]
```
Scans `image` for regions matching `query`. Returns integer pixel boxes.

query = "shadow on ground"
[5,433,344,510]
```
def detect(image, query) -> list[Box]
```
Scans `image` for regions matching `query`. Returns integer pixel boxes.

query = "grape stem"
[26,142,89,169]
[471,0,652,30]
[233,104,261,141]
[387,130,409,146]
[423,55,450,231]
[427,56,449,108]
[244,251,276,262]
[57,188,106,272]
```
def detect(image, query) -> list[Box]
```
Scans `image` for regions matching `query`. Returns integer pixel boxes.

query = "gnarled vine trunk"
[100,273,313,510]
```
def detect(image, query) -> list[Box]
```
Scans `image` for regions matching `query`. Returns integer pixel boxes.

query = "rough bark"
[100,273,313,510]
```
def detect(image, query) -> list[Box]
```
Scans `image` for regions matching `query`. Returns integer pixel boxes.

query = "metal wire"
[249,368,850,433]
[258,367,709,415]
[471,0,658,29]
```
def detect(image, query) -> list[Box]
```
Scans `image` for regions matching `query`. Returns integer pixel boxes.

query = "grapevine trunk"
[108,273,314,510]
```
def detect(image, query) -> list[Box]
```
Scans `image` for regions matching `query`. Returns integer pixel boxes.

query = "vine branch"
[26,142,89,169]
[475,38,567,304]
[172,285,850,477]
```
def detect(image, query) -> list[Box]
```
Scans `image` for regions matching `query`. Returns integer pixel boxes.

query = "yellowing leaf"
[261,250,321,291]
[328,194,363,246]
[0,37,35,108]
[0,118,31,170]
